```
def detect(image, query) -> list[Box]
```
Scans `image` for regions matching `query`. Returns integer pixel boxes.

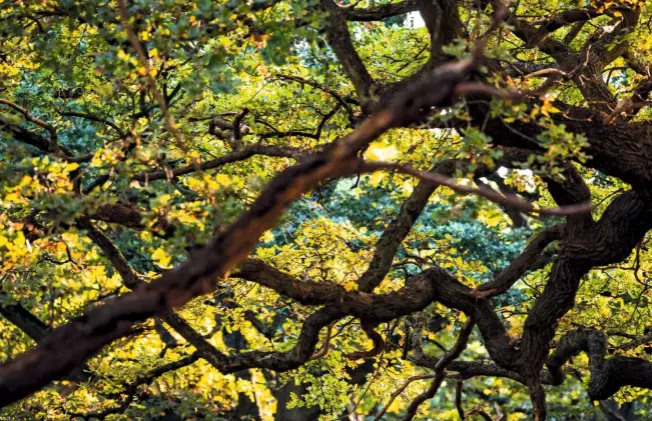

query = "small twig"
[60,111,126,138]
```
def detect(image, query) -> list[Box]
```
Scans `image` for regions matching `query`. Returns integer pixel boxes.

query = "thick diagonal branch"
[0,57,480,407]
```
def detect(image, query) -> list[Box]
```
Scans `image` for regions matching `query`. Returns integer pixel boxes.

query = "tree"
[1,0,652,420]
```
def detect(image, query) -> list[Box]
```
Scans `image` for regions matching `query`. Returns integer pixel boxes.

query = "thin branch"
[117,0,187,152]
[372,374,437,421]
[60,111,126,138]
[309,321,336,360]
[71,353,200,420]
[358,161,595,217]
[275,74,358,125]
[132,144,306,182]
[474,225,563,297]
[400,319,475,421]
[0,98,57,141]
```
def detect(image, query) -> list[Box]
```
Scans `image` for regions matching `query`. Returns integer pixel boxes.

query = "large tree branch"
[475,104,652,187]
[0,293,91,383]
[522,8,600,49]
[517,189,652,380]
[322,0,376,106]
[78,218,257,376]
[0,58,482,406]
[237,255,516,369]
[417,0,462,59]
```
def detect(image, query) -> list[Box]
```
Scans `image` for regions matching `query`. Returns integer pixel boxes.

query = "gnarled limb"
[547,328,652,400]
[517,189,652,386]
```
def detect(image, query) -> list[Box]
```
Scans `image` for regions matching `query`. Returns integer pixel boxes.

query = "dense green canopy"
[1,0,652,420]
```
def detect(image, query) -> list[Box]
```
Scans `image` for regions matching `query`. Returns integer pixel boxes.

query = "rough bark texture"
[2,0,652,419]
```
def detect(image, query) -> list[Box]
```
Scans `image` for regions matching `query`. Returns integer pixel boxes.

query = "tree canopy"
[1,0,652,420]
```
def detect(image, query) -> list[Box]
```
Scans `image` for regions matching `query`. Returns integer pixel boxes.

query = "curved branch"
[547,329,652,400]
[474,225,563,297]
[401,319,475,421]
[343,323,385,360]
[322,0,376,105]
[359,161,595,217]
[516,189,652,384]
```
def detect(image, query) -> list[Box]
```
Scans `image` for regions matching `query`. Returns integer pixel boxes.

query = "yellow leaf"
[261,230,274,243]
[530,106,540,118]
[4,192,20,203]
[117,49,130,61]
[152,248,172,268]
[343,280,358,291]
[65,162,79,172]
[12,231,26,252]
[215,174,231,187]
[18,175,32,187]
[365,141,398,161]
[158,194,172,205]
[368,172,384,187]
